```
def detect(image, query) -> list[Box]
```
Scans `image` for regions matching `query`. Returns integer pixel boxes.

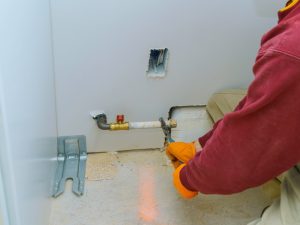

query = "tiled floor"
[50,149,272,225]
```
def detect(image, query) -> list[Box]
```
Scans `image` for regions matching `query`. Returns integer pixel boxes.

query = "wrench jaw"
[159,117,173,147]
[159,117,185,167]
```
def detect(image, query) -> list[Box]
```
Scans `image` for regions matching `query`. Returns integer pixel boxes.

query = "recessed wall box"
[147,48,169,78]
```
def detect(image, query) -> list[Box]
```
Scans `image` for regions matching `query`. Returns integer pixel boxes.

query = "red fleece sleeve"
[181,51,300,194]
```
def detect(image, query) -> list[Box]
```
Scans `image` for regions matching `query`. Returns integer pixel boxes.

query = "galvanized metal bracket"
[52,135,87,198]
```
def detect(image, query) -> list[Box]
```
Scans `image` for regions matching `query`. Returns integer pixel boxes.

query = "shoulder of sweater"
[272,19,300,59]
[258,15,300,60]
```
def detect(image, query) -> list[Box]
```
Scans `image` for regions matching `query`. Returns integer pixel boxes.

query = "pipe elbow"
[95,114,110,130]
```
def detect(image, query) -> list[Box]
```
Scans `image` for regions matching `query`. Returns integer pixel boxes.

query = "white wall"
[51,0,282,152]
[0,170,8,225]
[0,1,57,225]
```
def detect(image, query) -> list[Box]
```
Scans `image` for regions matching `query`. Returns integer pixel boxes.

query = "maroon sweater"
[180,2,300,194]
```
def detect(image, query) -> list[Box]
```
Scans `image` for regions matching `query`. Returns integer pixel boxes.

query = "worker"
[166,1,300,224]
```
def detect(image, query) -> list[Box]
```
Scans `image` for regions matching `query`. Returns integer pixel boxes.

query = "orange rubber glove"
[173,164,198,199]
[166,141,201,168]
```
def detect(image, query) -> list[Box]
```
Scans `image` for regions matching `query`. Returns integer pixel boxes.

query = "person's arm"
[177,50,300,195]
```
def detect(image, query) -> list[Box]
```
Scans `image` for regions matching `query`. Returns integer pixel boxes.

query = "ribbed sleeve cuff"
[179,164,198,192]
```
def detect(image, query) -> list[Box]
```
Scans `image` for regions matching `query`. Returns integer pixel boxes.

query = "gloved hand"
[173,164,198,199]
[166,141,202,168]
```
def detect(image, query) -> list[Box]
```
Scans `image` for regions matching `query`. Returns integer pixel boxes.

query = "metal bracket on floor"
[52,135,87,198]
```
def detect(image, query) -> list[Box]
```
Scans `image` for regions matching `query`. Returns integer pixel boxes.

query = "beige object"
[261,179,281,200]
[206,89,247,122]
[85,153,118,181]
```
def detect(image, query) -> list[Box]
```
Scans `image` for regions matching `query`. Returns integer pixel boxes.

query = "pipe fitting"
[95,113,129,131]
[168,119,177,128]
[95,114,110,130]
[93,113,177,131]
[110,122,129,131]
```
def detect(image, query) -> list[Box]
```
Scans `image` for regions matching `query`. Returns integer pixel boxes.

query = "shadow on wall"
[252,0,285,17]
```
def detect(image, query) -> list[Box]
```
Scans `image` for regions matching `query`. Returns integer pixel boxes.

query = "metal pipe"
[93,113,176,131]
[129,120,176,129]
